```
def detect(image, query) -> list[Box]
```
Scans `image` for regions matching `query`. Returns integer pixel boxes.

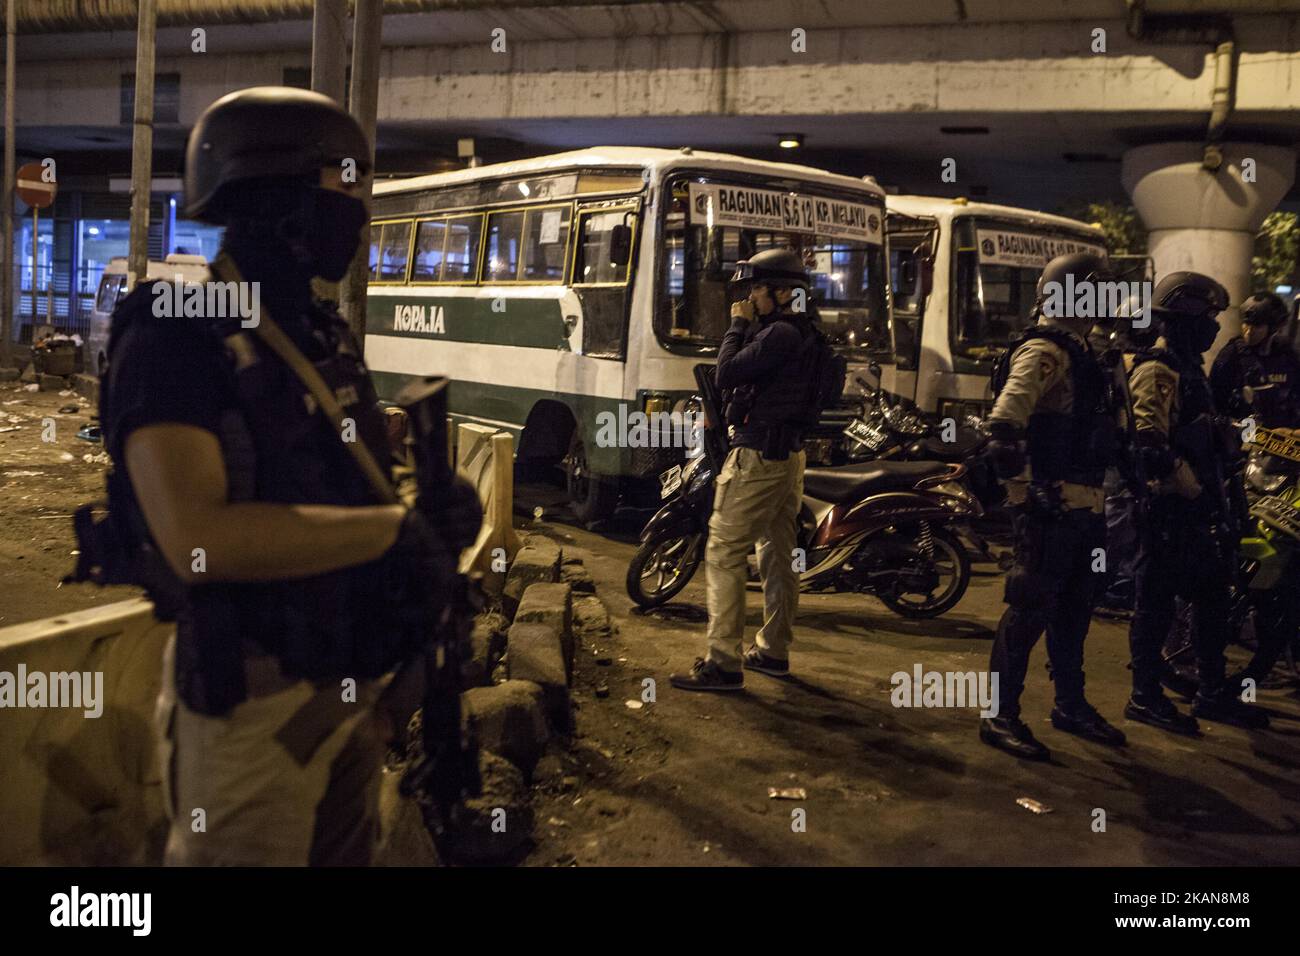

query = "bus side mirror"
[609,224,632,267]
[899,257,918,292]
[919,258,934,297]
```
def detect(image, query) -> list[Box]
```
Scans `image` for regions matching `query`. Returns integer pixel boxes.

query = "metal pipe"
[1203,39,1236,171]
[340,0,382,346]
[127,0,158,290]
[1,0,14,367]
[311,0,348,105]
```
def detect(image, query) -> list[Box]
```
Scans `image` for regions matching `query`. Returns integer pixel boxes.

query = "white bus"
[884,196,1107,419]
[363,147,891,521]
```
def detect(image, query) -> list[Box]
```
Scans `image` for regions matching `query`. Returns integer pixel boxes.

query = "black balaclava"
[219,177,367,319]
[1161,310,1220,359]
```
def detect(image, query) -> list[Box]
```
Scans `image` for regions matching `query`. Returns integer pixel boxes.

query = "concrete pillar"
[1122,142,1295,360]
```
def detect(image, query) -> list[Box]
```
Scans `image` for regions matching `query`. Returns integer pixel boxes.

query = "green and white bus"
[364,147,891,521]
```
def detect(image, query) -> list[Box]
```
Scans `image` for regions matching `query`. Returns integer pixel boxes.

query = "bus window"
[574,207,634,285]
[378,221,412,282]
[485,210,525,281]
[890,244,923,370]
[367,224,381,280]
[951,217,1105,363]
[521,206,572,282]
[411,220,446,281]
[444,215,483,282]
[657,198,889,361]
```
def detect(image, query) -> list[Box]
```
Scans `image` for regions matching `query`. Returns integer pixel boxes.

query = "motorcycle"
[1164,426,1300,686]
[626,367,980,619]
[832,368,1009,566]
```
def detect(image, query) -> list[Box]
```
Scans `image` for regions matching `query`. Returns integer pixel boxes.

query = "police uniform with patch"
[979,252,1127,761]
[1124,272,1270,733]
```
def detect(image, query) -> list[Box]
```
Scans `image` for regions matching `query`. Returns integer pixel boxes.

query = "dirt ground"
[0,381,134,628]
[3,382,1298,867]
[523,512,1300,867]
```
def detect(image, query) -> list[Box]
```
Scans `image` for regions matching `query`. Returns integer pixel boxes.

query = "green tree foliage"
[1252,211,1299,292]
[1058,200,1147,255]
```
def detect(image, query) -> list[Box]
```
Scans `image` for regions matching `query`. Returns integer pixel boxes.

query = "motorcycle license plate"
[846,419,889,451]
[659,464,684,499]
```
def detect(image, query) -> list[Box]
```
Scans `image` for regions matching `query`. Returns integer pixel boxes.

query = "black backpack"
[803,320,847,414]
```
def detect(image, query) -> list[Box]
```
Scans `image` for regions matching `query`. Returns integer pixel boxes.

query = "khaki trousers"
[155,635,388,866]
[705,446,805,670]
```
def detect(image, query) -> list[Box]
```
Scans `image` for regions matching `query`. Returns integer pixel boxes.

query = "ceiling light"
[778,134,803,149]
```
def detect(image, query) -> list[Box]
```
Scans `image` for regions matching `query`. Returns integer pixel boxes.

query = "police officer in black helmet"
[1125,271,1269,733]
[93,88,478,864]
[979,252,1128,760]
[1211,291,1300,427]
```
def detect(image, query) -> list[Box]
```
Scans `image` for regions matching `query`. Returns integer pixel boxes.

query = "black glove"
[1025,481,1066,517]
[1136,434,1175,480]
[985,421,1026,479]
[419,476,484,554]
[383,508,458,630]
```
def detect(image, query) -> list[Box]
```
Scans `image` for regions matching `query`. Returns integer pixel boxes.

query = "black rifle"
[1102,346,1149,535]
[693,362,731,473]
[392,376,483,859]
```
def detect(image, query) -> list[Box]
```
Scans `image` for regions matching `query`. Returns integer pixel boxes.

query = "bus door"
[885,212,939,406]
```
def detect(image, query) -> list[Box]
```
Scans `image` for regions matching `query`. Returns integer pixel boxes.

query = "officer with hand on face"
[1125,272,1269,734]
[89,88,480,865]
[1211,292,1300,427]
[979,252,1128,761]
[670,248,820,692]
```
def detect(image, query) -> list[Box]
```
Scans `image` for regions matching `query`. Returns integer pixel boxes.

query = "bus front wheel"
[565,435,619,524]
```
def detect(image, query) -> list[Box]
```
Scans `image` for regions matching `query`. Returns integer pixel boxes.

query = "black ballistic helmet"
[1241,291,1288,329]
[730,247,811,291]
[184,87,370,224]
[1034,251,1111,304]
[1150,271,1228,322]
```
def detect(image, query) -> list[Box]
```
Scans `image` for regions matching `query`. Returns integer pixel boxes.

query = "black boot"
[1051,701,1127,746]
[1124,692,1200,736]
[980,716,1051,761]
[1192,689,1271,729]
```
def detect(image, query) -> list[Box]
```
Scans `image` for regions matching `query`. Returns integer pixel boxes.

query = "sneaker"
[979,716,1051,761]
[1124,693,1200,736]
[1051,702,1127,746]
[1192,690,1270,730]
[669,658,744,692]
[742,647,790,677]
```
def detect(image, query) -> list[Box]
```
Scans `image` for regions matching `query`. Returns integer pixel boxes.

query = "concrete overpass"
[8,0,1300,333]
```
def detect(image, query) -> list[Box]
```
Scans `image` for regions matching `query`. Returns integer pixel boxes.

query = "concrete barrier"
[0,414,521,866]
[0,598,172,866]
[455,423,522,588]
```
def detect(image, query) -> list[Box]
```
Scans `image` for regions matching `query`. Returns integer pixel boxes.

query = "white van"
[85,253,209,377]
[884,196,1107,419]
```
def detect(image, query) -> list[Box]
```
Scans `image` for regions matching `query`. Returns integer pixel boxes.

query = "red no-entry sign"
[17,161,56,208]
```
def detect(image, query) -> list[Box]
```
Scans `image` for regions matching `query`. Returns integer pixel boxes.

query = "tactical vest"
[1131,347,1233,499]
[99,284,408,716]
[725,308,823,455]
[992,325,1119,487]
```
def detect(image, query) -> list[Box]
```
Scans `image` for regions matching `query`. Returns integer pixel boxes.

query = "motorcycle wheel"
[875,524,971,619]
[626,531,704,608]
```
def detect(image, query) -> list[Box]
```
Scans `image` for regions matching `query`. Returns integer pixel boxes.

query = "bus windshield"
[951,216,1107,363]
[657,178,890,361]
